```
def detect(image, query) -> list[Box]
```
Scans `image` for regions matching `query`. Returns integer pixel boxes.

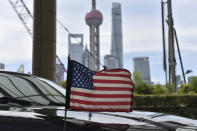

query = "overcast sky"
[0,0,197,84]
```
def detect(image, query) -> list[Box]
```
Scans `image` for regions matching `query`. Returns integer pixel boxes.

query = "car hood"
[1,106,197,131]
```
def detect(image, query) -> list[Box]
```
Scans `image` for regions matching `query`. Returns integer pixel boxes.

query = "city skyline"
[0,0,197,84]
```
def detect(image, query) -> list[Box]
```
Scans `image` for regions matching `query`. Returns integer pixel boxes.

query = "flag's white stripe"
[94,76,131,81]
[93,83,132,88]
[70,95,131,102]
[71,87,131,94]
[101,71,130,75]
[70,102,131,109]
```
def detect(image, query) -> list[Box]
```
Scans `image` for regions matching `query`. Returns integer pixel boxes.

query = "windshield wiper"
[0,96,40,106]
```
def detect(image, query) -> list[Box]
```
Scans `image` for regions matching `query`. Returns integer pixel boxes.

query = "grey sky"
[0,0,197,84]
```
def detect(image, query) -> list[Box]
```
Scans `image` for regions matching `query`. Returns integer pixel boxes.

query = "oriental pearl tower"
[85,0,103,71]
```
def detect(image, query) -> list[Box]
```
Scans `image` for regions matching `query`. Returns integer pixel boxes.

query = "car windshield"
[0,71,65,106]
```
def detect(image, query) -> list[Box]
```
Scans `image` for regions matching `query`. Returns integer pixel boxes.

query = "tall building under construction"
[111,2,123,68]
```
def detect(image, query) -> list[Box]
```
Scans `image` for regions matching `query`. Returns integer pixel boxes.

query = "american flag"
[66,60,133,112]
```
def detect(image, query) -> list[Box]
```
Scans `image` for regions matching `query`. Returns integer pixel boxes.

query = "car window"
[0,72,65,106]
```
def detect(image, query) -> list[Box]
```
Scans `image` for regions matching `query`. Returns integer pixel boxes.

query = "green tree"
[133,72,154,94]
[189,77,197,93]
[166,83,175,94]
[153,84,168,94]
[178,83,190,94]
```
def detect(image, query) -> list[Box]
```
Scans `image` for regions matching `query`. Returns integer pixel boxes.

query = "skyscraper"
[17,64,24,73]
[111,2,123,68]
[68,34,84,64]
[68,33,91,68]
[0,63,5,70]
[82,45,90,69]
[133,57,152,84]
[56,64,64,83]
[85,0,103,71]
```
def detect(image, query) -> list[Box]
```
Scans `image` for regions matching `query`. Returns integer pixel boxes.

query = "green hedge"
[133,94,197,108]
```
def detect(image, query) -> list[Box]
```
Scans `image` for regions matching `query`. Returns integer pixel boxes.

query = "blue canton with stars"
[71,61,96,90]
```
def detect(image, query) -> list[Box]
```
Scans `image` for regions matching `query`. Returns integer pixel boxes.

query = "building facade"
[68,33,91,69]
[104,55,119,69]
[176,75,183,87]
[111,2,123,68]
[0,63,5,70]
[133,57,152,84]
[68,34,84,64]
[81,45,90,69]
[56,64,64,83]
[17,64,24,73]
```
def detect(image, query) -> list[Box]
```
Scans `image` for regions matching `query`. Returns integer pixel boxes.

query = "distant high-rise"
[68,34,90,68]
[0,63,5,70]
[17,64,24,73]
[82,45,90,69]
[56,64,64,83]
[104,55,119,69]
[176,75,183,87]
[68,34,84,64]
[133,57,152,84]
[111,2,123,68]
[85,0,103,71]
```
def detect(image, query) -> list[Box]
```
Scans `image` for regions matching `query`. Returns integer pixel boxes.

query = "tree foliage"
[166,83,175,94]
[189,77,197,93]
[133,72,153,94]
[177,77,197,94]
[132,72,197,95]
[153,84,168,94]
[178,84,190,94]
[58,80,66,88]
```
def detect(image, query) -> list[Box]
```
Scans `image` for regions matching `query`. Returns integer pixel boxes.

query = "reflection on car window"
[0,72,65,106]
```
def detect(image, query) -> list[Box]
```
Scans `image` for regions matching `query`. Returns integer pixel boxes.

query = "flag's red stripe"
[71,91,132,98]
[101,69,130,73]
[70,106,131,112]
[94,87,132,91]
[70,99,131,106]
[93,79,133,85]
[95,73,131,78]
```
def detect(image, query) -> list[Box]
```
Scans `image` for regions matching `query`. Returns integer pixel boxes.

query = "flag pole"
[63,108,67,131]
[64,55,71,131]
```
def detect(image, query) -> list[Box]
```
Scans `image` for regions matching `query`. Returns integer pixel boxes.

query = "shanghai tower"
[111,3,123,68]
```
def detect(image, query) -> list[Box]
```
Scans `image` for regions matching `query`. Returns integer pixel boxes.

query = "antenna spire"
[92,0,96,9]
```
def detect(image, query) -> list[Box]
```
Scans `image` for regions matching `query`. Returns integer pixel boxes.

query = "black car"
[0,71,197,131]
